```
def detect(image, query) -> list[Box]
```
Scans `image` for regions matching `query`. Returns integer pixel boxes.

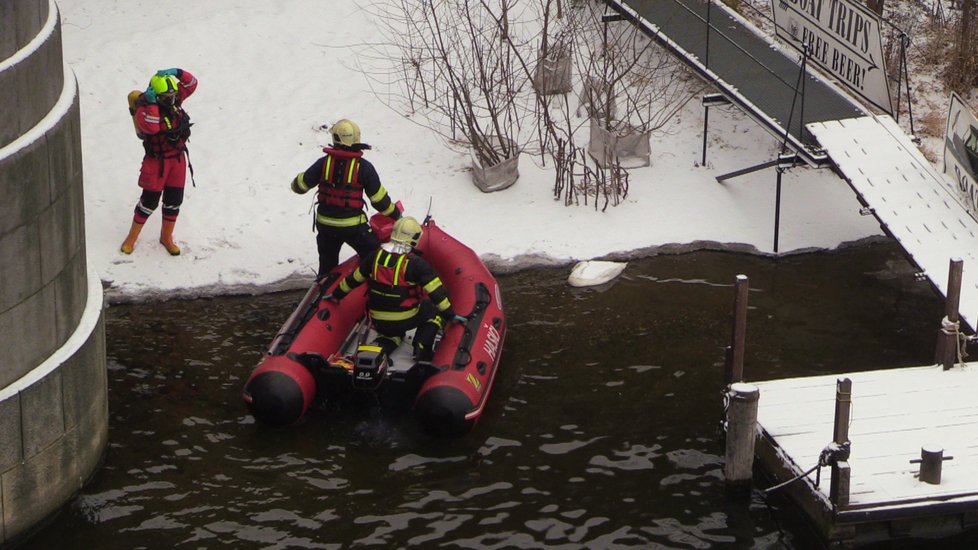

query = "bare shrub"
[946,0,978,92]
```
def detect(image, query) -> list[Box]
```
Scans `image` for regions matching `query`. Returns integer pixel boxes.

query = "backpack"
[127,90,144,138]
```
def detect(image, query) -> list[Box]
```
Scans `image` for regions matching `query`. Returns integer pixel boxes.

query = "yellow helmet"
[150,74,179,95]
[330,119,361,147]
[390,216,423,247]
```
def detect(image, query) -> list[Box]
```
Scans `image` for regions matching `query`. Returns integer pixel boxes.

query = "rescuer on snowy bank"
[120,67,198,256]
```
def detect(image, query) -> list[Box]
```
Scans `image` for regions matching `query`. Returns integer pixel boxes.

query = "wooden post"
[936,258,964,370]
[830,377,851,507]
[725,275,749,385]
[724,383,760,496]
[832,378,851,445]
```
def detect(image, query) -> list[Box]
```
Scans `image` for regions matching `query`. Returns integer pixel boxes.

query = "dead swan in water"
[567,260,627,287]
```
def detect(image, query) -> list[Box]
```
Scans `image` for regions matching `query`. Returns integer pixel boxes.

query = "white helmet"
[390,217,423,247]
[330,119,361,147]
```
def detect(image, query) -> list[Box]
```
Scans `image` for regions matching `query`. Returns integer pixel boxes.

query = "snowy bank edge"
[101,235,891,305]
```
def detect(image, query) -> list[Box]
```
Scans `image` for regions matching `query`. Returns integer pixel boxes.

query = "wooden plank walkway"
[808,115,978,332]
[753,362,978,541]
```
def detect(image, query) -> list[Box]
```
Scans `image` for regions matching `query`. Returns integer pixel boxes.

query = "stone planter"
[588,118,651,169]
[471,136,520,193]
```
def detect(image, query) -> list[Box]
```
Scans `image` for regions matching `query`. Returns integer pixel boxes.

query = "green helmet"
[150,74,179,95]
[390,216,423,247]
[330,119,361,147]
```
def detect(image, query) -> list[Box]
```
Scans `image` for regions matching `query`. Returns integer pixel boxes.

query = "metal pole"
[799,45,807,143]
[936,258,964,369]
[705,0,712,72]
[702,106,710,167]
[724,383,759,496]
[773,169,783,253]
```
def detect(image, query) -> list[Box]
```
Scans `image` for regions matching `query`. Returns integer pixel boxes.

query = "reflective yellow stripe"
[370,306,419,321]
[324,156,333,180]
[368,187,389,203]
[316,213,367,227]
[394,255,407,285]
[358,344,384,354]
[293,172,310,192]
[435,297,451,311]
[371,251,386,280]
[423,277,443,294]
[347,158,358,183]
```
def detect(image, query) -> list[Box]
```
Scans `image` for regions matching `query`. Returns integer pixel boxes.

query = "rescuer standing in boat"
[121,68,198,256]
[323,217,466,361]
[290,119,401,279]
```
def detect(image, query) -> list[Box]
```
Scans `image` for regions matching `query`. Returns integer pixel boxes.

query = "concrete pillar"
[0,0,107,544]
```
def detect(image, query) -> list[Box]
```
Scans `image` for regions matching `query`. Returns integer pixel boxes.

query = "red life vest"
[143,104,191,159]
[318,147,365,209]
[368,250,421,311]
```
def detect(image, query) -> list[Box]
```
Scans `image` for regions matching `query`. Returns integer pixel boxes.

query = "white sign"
[771,0,893,114]
[943,93,978,219]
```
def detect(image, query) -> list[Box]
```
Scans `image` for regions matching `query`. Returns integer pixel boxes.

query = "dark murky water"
[20,243,974,549]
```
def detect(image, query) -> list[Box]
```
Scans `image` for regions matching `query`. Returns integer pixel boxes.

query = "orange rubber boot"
[120,221,145,254]
[159,219,181,256]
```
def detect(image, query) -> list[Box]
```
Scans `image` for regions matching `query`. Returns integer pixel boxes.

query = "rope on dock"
[941,315,973,368]
[762,441,851,495]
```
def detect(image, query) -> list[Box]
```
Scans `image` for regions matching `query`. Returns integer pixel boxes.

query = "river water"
[20,242,971,549]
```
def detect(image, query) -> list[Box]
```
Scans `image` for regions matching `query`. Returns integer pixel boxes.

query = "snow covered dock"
[753,363,978,544]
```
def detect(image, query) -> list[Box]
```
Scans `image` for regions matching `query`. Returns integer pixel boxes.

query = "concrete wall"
[0,0,108,544]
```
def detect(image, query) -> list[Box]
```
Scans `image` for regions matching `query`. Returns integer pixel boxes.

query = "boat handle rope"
[452,282,490,370]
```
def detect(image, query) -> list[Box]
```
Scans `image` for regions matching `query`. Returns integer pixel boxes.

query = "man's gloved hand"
[156,68,183,78]
[143,86,157,104]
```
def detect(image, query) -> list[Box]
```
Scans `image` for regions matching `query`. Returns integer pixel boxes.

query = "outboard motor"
[353,344,389,390]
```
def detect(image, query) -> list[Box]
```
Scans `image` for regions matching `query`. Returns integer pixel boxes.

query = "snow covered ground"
[57,0,886,303]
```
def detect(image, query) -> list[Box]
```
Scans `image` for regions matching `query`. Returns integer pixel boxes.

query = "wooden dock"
[752,363,978,545]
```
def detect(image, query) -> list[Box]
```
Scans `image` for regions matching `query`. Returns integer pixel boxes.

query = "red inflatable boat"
[243,214,506,437]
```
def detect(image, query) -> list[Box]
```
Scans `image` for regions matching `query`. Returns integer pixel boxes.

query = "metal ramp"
[606,0,978,328]
[808,115,978,331]
[605,0,868,165]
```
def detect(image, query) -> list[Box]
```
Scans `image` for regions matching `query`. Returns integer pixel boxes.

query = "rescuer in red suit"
[121,67,198,256]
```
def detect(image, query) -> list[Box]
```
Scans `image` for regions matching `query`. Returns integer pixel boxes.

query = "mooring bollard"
[724,382,760,496]
[911,446,954,484]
